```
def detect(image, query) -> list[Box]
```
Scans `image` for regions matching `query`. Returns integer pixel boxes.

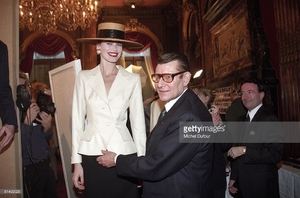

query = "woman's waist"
[78,140,138,156]
[85,121,127,130]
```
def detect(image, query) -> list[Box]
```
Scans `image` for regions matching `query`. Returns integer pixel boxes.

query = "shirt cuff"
[114,154,119,163]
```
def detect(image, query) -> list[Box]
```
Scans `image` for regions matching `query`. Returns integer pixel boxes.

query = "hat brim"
[76,38,144,49]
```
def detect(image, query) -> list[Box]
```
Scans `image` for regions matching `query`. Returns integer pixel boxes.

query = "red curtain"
[20,34,74,74]
[125,32,159,71]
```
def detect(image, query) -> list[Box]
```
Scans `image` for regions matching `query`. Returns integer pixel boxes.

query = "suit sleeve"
[0,41,18,127]
[71,72,86,164]
[116,112,212,181]
[230,157,239,181]
[230,113,284,182]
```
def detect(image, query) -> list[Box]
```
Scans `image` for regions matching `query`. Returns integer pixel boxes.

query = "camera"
[34,91,56,123]
[16,84,31,112]
[16,85,56,123]
[36,91,56,116]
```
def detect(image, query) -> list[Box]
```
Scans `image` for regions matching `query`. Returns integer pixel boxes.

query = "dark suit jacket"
[116,88,214,198]
[230,105,284,198]
[0,40,17,127]
[213,142,232,196]
[225,98,247,142]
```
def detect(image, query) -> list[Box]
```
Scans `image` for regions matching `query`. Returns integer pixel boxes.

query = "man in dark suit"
[0,40,17,152]
[98,52,214,197]
[227,77,284,198]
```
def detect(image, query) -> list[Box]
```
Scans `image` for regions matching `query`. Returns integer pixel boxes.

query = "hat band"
[98,29,125,40]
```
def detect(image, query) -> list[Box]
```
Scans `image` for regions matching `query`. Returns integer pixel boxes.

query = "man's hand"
[97,150,117,168]
[228,146,246,159]
[0,124,15,152]
[228,180,238,194]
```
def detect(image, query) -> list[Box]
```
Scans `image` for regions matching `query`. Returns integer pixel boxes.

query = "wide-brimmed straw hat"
[76,22,143,48]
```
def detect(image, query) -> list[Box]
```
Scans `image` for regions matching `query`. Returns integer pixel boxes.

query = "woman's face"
[197,93,209,107]
[192,88,209,108]
[98,42,123,64]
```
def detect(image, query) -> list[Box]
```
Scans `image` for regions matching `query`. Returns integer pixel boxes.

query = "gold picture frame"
[211,2,252,78]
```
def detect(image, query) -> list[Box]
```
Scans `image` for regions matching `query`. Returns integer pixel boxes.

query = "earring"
[96,43,101,54]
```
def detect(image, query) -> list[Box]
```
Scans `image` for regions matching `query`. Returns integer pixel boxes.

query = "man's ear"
[183,72,191,86]
[259,91,265,101]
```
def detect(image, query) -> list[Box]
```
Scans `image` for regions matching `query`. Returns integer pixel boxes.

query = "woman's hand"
[72,163,85,190]
[210,105,223,126]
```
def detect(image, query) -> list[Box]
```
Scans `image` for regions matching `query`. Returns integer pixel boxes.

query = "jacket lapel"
[149,89,191,138]
[87,65,109,104]
[87,65,131,104]
[251,106,265,122]
[107,66,131,101]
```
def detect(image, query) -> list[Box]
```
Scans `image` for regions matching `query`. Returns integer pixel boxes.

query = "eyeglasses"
[151,71,186,83]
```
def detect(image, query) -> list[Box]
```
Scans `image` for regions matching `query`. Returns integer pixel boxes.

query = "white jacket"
[71,65,146,163]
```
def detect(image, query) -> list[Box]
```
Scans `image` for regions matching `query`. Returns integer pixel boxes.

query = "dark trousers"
[82,155,139,198]
[232,179,280,198]
[214,188,226,198]
[23,160,58,198]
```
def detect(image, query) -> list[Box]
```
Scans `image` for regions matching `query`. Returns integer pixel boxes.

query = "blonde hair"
[191,86,214,107]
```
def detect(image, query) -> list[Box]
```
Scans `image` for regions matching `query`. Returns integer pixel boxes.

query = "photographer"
[20,82,58,198]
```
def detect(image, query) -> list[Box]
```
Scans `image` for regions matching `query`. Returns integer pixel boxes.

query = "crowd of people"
[0,22,284,198]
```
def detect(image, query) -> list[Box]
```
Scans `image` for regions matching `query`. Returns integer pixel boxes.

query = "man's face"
[155,60,190,102]
[241,82,264,111]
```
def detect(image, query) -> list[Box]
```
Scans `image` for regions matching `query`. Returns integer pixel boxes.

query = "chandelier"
[19,0,101,34]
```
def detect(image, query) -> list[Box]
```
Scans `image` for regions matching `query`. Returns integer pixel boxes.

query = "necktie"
[245,114,250,122]
[240,113,250,143]
[157,108,166,123]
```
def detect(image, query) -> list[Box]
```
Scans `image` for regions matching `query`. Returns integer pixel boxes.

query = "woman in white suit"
[71,22,146,198]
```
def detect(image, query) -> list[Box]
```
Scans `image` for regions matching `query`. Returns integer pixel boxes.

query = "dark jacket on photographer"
[21,82,55,165]
[21,122,53,165]
[20,82,58,198]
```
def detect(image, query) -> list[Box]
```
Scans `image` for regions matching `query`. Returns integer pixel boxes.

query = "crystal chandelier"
[19,0,101,34]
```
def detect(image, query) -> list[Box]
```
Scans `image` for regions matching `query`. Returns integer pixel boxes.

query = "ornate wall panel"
[274,0,300,158]
[210,2,252,78]
[100,7,168,52]
[274,0,300,121]
[203,0,278,97]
